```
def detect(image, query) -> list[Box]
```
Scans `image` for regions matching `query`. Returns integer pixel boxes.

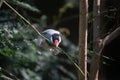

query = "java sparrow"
[34,29,62,54]
[42,29,62,47]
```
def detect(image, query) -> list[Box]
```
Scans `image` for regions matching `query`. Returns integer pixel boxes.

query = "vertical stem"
[78,0,88,80]
[93,0,100,42]
[89,0,101,80]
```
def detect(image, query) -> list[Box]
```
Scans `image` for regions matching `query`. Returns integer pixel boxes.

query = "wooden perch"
[0,67,20,80]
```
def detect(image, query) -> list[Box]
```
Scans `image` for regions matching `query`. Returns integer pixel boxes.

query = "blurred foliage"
[7,0,40,13]
[0,0,79,80]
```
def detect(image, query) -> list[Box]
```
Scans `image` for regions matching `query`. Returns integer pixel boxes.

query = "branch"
[98,26,120,55]
[0,67,20,80]
[93,26,120,56]
[102,27,120,47]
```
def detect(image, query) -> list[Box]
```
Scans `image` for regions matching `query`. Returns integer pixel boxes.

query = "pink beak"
[53,39,59,47]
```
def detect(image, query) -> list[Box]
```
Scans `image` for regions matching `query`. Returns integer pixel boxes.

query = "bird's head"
[42,29,62,47]
[52,33,61,47]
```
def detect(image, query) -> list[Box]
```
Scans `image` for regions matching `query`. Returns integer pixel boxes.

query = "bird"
[42,29,62,47]
[33,29,62,55]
